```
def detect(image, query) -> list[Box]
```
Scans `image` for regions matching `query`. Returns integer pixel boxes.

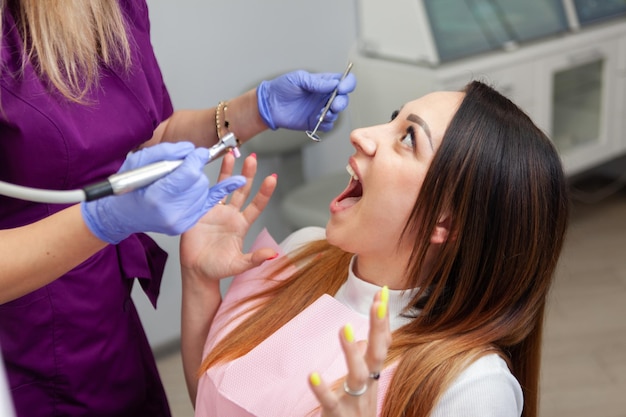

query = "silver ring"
[369,371,380,380]
[343,380,367,397]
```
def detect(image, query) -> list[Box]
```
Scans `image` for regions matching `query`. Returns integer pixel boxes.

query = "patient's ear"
[430,214,453,244]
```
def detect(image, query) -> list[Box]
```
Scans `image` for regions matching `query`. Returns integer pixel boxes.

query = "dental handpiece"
[83,132,241,201]
[0,133,241,204]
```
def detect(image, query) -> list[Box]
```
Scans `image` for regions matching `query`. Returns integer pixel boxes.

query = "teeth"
[346,165,359,181]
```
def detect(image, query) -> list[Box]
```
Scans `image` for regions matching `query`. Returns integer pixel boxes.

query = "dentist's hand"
[256,69,357,131]
[81,142,246,244]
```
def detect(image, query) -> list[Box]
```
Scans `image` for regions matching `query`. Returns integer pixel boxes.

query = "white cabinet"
[533,36,621,174]
[440,62,536,119]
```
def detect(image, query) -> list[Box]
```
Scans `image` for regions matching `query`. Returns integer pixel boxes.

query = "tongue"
[336,196,361,208]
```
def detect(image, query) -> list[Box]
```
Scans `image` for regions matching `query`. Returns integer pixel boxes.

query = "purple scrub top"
[0,1,174,416]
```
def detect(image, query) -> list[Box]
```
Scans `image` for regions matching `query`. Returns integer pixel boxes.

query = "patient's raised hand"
[180,152,277,281]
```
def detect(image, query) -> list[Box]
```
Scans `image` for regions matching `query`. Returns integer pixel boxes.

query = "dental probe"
[0,132,241,204]
[306,61,353,142]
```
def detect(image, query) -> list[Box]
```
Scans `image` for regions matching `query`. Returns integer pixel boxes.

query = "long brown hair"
[1,0,131,102]
[201,81,569,417]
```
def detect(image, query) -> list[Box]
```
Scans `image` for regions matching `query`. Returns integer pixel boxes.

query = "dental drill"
[0,132,241,204]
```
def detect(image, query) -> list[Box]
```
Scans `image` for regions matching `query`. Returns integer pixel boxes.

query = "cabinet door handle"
[568,50,604,66]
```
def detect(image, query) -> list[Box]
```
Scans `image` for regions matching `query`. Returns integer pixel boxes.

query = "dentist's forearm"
[144,89,268,150]
[0,205,107,304]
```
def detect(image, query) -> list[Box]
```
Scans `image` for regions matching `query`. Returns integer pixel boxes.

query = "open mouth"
[335,165,363,208]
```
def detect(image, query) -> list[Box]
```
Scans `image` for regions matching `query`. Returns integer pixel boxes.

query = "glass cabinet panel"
[552,60,604,152]
[424,0,569,62]
[573,0,626,26]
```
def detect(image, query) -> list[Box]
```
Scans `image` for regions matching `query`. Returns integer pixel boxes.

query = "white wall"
[133,0,358,348]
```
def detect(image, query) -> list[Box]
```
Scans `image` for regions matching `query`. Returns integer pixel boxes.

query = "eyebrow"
[407,113,433,150]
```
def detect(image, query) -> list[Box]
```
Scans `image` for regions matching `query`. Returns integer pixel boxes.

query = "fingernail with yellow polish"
[344,323,355,343]
[310,372,321,386]
[377,302,387,320]
[381,285,389,304]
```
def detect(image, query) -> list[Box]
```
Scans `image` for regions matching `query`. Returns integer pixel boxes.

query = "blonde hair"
[1,0,131,102]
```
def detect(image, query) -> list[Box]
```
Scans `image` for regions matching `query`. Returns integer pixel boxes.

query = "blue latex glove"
[81,142,245,244]
[256,69,357,131]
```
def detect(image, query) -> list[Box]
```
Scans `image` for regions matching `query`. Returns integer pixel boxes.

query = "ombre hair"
[0,0,131,102]
[200,81,569,417]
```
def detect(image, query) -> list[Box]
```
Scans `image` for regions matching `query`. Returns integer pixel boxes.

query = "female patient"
[179,81,570,417]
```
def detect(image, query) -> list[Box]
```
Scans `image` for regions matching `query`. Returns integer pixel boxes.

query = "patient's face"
[326,91,463,269]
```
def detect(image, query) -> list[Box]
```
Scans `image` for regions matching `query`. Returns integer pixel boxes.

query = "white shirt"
[280,226,523,417]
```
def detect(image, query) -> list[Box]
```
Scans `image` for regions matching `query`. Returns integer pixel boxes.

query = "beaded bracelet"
[223,102,230,132]
[215,100,231,140]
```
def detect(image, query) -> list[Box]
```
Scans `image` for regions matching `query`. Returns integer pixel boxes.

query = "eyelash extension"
[390,110,399,121]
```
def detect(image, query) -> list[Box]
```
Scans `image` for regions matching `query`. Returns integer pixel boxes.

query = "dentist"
[0,1,356,416]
